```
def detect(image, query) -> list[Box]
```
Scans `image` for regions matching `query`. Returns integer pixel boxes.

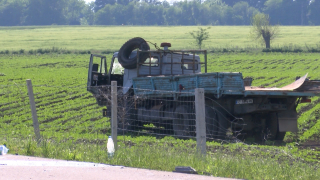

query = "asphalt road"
[0,154,240,180]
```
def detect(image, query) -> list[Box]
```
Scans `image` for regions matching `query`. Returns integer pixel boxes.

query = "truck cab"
[87,44,203,98]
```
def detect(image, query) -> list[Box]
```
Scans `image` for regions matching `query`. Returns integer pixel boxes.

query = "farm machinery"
[87,37,320,141]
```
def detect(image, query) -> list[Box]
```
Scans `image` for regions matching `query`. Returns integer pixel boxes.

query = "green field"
[1,26,320,179]
[1,53,320,142]
[1,52,320,179]
[1,26,320,51]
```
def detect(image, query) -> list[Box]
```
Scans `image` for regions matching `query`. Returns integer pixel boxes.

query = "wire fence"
[0,82,245,155]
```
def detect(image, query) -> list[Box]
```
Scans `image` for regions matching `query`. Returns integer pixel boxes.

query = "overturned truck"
[87,37,320,141]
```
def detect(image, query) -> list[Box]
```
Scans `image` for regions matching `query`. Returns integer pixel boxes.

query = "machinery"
[87,37,320,140]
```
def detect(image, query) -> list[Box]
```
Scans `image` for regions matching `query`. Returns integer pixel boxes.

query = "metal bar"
[193,52,195,74]
[182,52,184,75]
[149,53,151,76]
[195,88,206,155]
[100,58,102,73]
[111,81,118,150]
[140,62,205,65]
[171,52,173,75]
[204,50,207,73]
[159,52,162,75]
[137,51,140,77]
[104,57,107,75]
[139,50,206,53]
[26,79,41,143]
[91,54,106,58]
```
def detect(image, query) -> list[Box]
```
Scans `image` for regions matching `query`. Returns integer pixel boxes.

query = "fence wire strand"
[1,83,247,149]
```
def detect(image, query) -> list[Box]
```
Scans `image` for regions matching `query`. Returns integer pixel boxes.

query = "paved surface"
[0,154,239,180]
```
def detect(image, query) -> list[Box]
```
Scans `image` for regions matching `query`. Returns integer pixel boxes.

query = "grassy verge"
[2,135,320,180]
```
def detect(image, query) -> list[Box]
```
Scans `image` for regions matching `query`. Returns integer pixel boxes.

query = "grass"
[2,136,320,180]
[2,53,320,143]
[1,26,320,52]
[1,53,320,180]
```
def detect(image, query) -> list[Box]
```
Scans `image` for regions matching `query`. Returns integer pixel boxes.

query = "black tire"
[118,37,150,69]
[173,105,195,137]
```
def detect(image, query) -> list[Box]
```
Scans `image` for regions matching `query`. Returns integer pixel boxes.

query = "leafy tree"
[165,6,182,25]
[0,0,27,26]
[189,27,210,50]
[25,0,67,25]
[94,0,116,12]
[94,4,115,24]
[223,0,267,10]
[308,0,320,25]
[66,0,86,25]
[81,2,95,25]
[250,13,278,49]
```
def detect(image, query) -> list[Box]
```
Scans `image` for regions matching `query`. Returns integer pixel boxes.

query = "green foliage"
[0,0,320,26]
[250,13,279,49]
[189,27,210,50]
[25,138,37,156]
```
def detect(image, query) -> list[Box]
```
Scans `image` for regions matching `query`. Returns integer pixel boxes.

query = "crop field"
[1,52,320,179]
[1,26,320,179]
[1,26,320,52]
[2,53,320,141]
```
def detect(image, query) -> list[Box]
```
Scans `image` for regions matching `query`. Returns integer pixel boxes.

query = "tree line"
[0,0,319,26]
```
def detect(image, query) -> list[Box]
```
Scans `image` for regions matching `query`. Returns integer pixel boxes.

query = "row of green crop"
[2,53,320,143]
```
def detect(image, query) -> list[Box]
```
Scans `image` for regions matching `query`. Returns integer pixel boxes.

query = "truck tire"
[118,37,150,69]
[173,105,195,137]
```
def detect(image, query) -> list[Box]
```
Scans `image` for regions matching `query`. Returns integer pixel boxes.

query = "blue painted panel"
[132,72,317,98]
[219,73,244,91]
[153,78,172,91]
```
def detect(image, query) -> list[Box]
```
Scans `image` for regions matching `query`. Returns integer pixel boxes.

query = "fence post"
[111,81,118,150]
[26,79,41,143]
[195,88,206,155]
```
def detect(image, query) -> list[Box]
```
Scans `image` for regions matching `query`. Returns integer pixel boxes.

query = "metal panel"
[220,72,244,90]
[153,78,172,91]
[278,110,298,132]
[132,72,320,98]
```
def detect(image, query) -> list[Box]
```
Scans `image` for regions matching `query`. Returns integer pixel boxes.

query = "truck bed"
[132,72,320,98]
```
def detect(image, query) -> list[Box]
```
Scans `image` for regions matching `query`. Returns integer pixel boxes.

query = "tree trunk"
[265,38,270,49]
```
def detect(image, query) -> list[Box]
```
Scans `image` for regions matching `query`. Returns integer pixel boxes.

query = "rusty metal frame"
[136,50,207,77]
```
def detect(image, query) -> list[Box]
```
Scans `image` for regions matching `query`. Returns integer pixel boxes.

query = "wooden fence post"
[195,88,206,155]
[111,81,118,150]
[26,79,41,143]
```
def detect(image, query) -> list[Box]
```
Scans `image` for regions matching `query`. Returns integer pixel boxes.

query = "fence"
[0,80,243,156]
